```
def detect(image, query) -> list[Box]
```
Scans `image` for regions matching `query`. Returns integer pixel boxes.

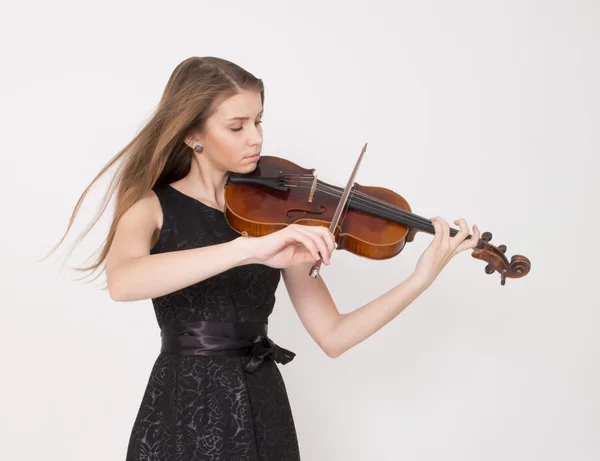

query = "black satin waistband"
[160,320,295,373]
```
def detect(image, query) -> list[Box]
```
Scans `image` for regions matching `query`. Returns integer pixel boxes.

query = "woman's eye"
[230,120,262,132]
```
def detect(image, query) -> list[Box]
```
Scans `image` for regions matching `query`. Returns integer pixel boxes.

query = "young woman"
[50,56,479,460]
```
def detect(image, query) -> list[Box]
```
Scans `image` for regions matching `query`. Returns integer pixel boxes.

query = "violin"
[224,151,531,286]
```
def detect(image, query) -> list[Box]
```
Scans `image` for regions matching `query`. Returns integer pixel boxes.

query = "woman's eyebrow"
[227,111,263,121]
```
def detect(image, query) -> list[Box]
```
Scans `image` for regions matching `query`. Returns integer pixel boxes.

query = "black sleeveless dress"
[125,183,301,461]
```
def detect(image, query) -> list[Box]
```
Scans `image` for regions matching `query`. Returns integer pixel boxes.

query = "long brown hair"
[44,56,264,282]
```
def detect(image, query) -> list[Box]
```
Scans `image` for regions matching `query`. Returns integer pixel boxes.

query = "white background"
[1,1,599,460]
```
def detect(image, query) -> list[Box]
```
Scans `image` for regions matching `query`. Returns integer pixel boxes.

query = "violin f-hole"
[286,205,326,219]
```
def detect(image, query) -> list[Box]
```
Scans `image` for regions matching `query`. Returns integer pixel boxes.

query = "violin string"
[314,183,485,248]
[283,176,433,227]
[283,175,431,220]
[252,174,484,246]
[280,175,423,218]
[281,177,484,247]
[286,175,461,232]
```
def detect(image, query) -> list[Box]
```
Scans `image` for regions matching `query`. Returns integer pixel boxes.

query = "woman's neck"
[176,155,229,209]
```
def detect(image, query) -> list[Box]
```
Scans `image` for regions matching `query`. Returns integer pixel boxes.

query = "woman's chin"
[231,161,259,175]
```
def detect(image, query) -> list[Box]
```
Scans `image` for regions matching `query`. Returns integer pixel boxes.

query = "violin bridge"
[308,171,318,203]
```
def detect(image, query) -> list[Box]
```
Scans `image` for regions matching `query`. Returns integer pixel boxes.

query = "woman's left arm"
[282,263,429,358]
[282,217,479,358]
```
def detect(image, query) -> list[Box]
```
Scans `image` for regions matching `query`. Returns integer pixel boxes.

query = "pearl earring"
[194,145,203,153]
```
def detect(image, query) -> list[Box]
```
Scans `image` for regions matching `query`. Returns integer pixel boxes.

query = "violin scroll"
[471,231,531,285]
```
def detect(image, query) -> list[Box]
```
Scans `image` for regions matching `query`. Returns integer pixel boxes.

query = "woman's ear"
[184,132,204,150]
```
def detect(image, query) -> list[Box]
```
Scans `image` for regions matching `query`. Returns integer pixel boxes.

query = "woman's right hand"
[242,224,337,269]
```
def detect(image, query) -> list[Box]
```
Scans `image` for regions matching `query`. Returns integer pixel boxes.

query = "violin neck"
[348,195,485,249]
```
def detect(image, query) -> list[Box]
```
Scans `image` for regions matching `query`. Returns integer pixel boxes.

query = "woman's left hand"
[412,217,481,287]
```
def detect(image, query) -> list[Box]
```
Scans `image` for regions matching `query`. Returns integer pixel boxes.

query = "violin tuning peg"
[485,262,495,275]
[481,231,493,243]
[501,270,507,286]
[498,244,507,254]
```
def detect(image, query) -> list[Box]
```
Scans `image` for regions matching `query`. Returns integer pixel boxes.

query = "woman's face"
[195,90,264,174]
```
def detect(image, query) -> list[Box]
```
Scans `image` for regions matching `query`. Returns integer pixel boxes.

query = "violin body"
[224,156,531,285]
[225,156,416,260]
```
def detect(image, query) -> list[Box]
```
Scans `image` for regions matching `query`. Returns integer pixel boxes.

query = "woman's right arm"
[106,191,255,302]
[106,190,336,302]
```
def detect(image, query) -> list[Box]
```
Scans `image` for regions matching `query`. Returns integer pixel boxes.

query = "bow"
[244,335,296,373]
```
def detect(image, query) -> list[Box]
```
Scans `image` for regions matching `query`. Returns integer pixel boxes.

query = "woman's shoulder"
[124,187,164,231]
